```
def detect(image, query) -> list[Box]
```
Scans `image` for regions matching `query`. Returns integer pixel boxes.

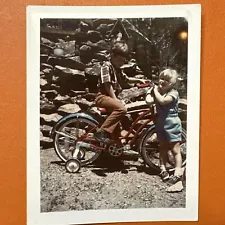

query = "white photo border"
[27,4,201,225]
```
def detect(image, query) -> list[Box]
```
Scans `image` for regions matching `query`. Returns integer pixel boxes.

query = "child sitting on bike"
[94,40,146,144]
[145,68,184,191]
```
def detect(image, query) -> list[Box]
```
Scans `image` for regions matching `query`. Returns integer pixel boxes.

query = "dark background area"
[40,17,188,97]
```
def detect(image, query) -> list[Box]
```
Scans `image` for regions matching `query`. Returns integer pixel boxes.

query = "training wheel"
[65,159,81,173]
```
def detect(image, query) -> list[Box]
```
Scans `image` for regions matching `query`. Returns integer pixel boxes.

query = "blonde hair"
[159,68,179,88]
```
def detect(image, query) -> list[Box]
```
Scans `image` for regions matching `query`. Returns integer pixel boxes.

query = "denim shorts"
[156,115,182,142]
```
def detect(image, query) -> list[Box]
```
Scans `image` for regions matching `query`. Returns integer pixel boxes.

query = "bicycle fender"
[50,112,99,138]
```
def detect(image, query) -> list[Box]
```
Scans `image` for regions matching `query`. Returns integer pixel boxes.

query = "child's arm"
[145,88,155,105]
[104,82,117,100]
[153,86,174,105]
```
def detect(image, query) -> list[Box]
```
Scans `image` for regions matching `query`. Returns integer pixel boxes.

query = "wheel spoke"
[53,117,102,165]
[140,127,187,172]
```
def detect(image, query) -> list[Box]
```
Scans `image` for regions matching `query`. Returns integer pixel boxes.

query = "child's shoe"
[94,129,111,144]
[167,175,182,185]
[159,170,170,181]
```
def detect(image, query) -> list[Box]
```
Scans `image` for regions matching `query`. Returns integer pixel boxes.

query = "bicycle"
[50,81,187,174]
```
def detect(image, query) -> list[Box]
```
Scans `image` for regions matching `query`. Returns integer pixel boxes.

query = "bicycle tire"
[53,117,102,166]
[139,125,187,172]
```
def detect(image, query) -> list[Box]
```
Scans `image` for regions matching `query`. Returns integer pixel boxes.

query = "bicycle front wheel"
[139,126,187,172]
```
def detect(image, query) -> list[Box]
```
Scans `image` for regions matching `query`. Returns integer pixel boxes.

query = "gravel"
[41,148,186,212]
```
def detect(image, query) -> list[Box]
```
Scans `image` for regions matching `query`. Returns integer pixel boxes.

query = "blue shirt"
[155,89,179,118]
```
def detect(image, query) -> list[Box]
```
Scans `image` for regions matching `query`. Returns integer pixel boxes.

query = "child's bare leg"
[159,141,170,181]
[159,141,169,170]
[166,141,184,192]
[170,142,183,177]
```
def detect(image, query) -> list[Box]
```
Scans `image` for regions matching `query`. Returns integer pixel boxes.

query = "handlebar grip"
[137,80,154,89]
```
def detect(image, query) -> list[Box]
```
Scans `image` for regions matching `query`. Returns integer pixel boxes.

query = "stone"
[40,63,53,71]
[79,21,89,32]
[93,18,117,28]
[41,90,58,100]
[40,54,48,63]
[75,98,93,110]
[40,78,50,90]
[118,87,148,102]
[126,101,149,111]
[63,56,87,71]
[40,101,56,114]
[54,65,85,78]
[50,84,60,92]
[40,113,62,126]
[87,30,102,43]
[84,65,101,92]
[41,37,55,47]
[58,104,81,116]
[53,95,72,107]
[42,68,52,75]
[96,24,110,34]
[93,52,108,61]
[40,125,52,137]
[54,65,86,92]
[40,136,53,149]
[79,45,92,54]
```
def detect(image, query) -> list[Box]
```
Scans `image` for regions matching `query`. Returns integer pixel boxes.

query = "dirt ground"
[40,148,186,212]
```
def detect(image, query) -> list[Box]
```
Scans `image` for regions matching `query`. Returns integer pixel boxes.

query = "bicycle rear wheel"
[53,117,102,166]
[139,126,187,172]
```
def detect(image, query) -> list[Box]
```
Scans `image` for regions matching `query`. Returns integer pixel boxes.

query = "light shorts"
[156,115,182,142]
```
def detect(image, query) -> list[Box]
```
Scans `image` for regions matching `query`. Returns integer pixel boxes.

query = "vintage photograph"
[27,5,201,225]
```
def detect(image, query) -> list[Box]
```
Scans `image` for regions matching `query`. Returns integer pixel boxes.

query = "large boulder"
[84,64,101,92]
[47,56,87,71]
[54,65,86,93]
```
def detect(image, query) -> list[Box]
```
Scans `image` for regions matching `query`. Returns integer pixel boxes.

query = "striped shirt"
[98,61,129,94]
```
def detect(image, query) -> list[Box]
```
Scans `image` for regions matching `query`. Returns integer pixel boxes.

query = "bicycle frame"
[121,108,155,146]
[76,105,156,150]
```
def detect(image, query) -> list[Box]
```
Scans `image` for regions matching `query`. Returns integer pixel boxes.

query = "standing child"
[146,68,184,191]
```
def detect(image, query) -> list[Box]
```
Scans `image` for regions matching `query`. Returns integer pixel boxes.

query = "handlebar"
[136,80,154,89]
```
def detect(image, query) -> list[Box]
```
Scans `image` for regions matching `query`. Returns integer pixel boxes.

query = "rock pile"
[40,19,187,149]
